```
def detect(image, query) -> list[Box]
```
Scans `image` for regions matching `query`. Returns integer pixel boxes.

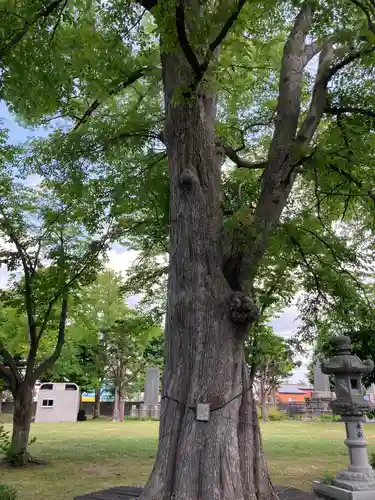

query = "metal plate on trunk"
[196,403,210,421]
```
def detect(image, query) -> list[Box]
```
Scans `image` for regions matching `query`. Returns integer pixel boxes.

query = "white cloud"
[106,245,140,307]
[270,305,301,338]
[106,245,139,275]
[270,304,311,383]
[0,266,9,289]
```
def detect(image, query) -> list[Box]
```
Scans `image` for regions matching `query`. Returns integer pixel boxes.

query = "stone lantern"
[313,335,375,500]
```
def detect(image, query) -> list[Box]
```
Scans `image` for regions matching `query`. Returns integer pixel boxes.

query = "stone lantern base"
[313,480,375,500]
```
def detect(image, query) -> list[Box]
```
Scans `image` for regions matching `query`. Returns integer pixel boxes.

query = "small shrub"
[291,414,303,421]
[267,408,287,421]
[0,422,11,456]
[370,454,375,469]
[321,472,335,485]
[0,485,17,500]
[125,416,160,422]
[319,414,341,423]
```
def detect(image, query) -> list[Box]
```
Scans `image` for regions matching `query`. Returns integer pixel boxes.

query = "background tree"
[39,334,101,395]
[0,159,115,464]
[41,272,164,418]
[104,312,161,421]
[65,271,130,418]
[246,325,297,422]
[142,334,165,387]
[308,323,375,390]
[2,0,375,497]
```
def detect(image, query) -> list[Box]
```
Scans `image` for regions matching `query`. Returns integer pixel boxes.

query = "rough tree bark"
[93,386,101,419]
[112,386,120,421]
[112,362,125,422]
[119,396,125,422]
[139,0,358,498]
[140,7,276,498]
[261,401,269,423]
[260,380,269,423]
[9,383,34,465]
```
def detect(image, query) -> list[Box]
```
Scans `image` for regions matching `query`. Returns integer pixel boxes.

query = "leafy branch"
[175,0,247,88]
[0,0,65,61]
[325,105,375,120]
[73,67,160,131]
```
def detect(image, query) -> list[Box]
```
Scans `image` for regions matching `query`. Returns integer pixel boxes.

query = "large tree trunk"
[9,384,33,465]
[112,386,120,422]
[140,31,277,500]
[260,380,269,423]
[272,387,277,408]
[261,398,269,423]
[93,386,101,419]
[119,396,125,422]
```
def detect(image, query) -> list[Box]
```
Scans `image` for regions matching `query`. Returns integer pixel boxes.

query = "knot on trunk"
[229,292,259,337]
[179,169,198,190]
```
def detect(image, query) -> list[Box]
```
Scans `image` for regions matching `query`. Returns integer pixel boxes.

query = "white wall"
[35,383,80,423]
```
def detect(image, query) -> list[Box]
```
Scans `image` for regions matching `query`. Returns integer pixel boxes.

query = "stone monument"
[313,335,375,500]
[307,361,335,415]
[141,367,161,419]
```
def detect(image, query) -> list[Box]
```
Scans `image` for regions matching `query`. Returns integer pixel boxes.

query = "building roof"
[278,386,306,394]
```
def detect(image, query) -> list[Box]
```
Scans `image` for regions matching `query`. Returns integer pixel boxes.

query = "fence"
[0,401,153,419]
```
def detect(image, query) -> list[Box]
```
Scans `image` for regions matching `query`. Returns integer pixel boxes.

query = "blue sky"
[0,101,308,382]
[0,101,52,143]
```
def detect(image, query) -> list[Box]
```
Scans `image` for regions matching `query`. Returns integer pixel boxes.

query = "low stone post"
[313,335,375,500]
[130,405,138,418]
[140,404,149,418]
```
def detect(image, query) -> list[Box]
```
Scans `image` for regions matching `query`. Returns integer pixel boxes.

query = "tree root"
[4,452,48,467]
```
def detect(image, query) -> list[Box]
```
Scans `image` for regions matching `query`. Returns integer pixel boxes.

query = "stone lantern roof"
[321,335,374,375]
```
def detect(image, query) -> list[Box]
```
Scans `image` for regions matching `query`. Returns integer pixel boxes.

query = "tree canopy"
[1,0,374,336]
[2,0,375,494]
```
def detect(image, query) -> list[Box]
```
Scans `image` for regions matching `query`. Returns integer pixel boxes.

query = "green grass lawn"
[1,415,375,500]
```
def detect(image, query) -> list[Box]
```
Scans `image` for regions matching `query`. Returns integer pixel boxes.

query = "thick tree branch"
[349,0,375,33]
[271,4,316,147]
[73,67,159,131]
[49,0,69,44]
[0,363,14,387]
[327,163,375,202]
[35,222,114,354]
[0,0,64,61]
[201,0,247,75]
[302,40,375,143]
[175,0,202,78]
[298,227,343,265]
[104,130,165,150]
[0,341,21,384]
[136,0,157,11]
[235,18,374,288]
[32,206,71,274]
[0,210,37,346]
[33,230,67,381]
[328,44,375,79]
[325,105,375,119]
[220,142,267,169]
[176,0,247,87]
[303,40,323,65]
[297,41,334,145]
[226,4,316,291]
[33,295,68,380]
[288,235,323,297]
